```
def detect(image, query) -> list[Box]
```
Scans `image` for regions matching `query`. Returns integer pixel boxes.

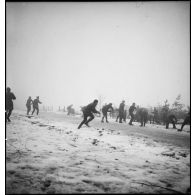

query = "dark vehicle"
[166,114,177,129]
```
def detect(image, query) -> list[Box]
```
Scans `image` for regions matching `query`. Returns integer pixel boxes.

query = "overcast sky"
[6,2,190,111]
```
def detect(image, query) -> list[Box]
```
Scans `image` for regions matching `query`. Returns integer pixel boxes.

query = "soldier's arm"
[109,106,114,112]
[92,107,100,114]
[94,109,100,114]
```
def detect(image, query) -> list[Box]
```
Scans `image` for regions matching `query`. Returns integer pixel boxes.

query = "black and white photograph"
[5,1,191,194]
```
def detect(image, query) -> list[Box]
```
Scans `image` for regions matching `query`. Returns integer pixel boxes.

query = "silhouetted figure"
[166,114,177,129]
[129,103,136,125]
[101,103,113,123]
[116,110,126,122]
[139,108,148,127]
[178,111,190,131]
[6,87,16,122]
[26,96,33,115]
[67,104,74,115]
[115,108,119,122]
[78,99,100,129]
[32,96,42,115]
[123,110,127,122]
[118,100,125,123]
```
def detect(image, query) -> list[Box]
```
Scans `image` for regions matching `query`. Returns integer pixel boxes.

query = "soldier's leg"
[37,107,39,115]
[130,114,135,125]
[27,106,30,115]
[140,114,143,126]
[105,113,109,122]
[85,113,94,125]
[140,117,143,126]
[6,109,10,122]
[7,108,13,121]
[144,117,147,127]
[32,107,35,115]
[119,113,122,123]
[101,112,106,122]
[123,114,126,122]
[78,113,88,129]
[116,115,119,122]
[101,115,104,122]
[129,114,133,125]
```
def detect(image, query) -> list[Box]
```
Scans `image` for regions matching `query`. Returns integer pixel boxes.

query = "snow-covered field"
[6,110,190,194]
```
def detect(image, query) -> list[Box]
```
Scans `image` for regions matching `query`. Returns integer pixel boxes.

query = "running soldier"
[6,87,16,122]
[129,103,136,125]
[78,99,100,129]
[32,96,42,115]
[26,96,33,115]
[101,103,113,123]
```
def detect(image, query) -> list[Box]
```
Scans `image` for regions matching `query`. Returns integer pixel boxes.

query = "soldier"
[129,103,136,125]
[6,87,16,122]
[178,111,190,131]
[26,96,33,115]
[32,96,42,115]
[101,103,114,123]
[139,108,148,127]
[166,114,177,129]
[118,100,125,123]
[67,104,73,115]
[78,99,100,129]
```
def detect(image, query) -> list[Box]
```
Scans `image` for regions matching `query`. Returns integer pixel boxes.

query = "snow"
[6,110,190,194]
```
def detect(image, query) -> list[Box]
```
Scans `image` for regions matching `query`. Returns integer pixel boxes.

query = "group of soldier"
[6,87,42,122]
[100,101,137,125]
[6,87,190,132]
[78,99,191,131]
[26,96,42,115]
